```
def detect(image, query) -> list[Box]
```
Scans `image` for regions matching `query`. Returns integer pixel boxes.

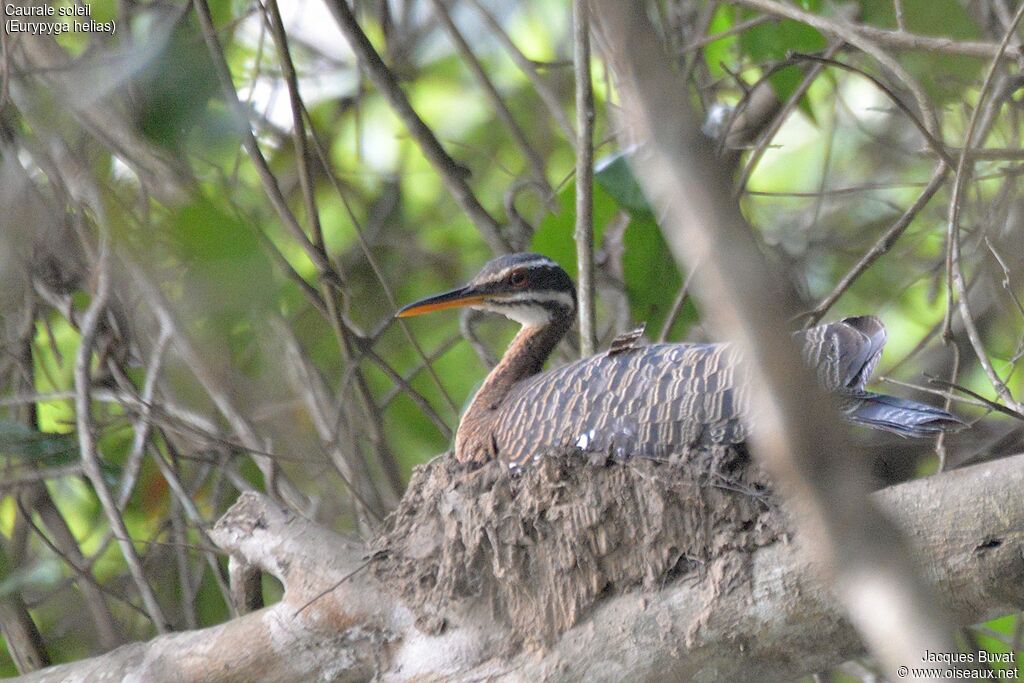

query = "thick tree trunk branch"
[16,454,1024,683]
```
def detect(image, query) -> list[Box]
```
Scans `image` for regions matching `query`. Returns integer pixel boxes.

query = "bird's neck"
[474,317,572,409]
[457,315,572,463]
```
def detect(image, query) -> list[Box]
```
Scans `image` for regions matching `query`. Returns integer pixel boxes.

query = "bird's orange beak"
[395,286,487,318]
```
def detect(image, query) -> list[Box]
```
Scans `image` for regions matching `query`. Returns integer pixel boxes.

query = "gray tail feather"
[842,392,966,437]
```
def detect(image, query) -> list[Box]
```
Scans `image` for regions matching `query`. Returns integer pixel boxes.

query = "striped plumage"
[397,253,964,466]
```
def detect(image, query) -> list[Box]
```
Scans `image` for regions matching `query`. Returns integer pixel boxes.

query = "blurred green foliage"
[3,0,1022,676]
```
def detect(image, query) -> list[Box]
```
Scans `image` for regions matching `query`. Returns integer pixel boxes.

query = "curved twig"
[943,1,1024,414]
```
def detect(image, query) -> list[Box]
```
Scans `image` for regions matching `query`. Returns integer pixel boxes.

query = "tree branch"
[16,454,1024,682]
[322,0,512,254]
[726,0,1023,61]
[573,0,597,356]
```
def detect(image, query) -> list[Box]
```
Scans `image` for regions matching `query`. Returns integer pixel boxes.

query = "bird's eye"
[509,270,528,287]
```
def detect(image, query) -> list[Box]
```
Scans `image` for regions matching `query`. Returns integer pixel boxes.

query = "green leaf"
[857,0,976,35]
[739,14,826,122]
[594,151,653,217]
[703,5,736,79]
[622,215,687,334]
[568,151,692,336]
[855,0,983,104]
[167,196,276,314]
[0,421,119,487]
[531,178,620,272]
[0,556,63,599]
[0,421,78,463]
[132,17,221,150]
[159,196,278,371]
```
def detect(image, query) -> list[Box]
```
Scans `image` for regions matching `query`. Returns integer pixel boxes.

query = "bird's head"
[396,253,576,326]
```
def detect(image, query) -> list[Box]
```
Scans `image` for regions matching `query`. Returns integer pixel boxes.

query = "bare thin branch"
[192,0,334,274]
[574,0,597,356]
[943,1,1024,414]
[466,0,577,145]
[726,0,1022,61]
[427,0,550,193]
[75,229,169,632]
[323,0,512,254]
[808,162,948,323]
[117,322,171,510]
[726,0,941,138]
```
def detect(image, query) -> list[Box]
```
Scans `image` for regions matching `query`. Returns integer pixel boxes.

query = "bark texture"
[15,452,1024,682]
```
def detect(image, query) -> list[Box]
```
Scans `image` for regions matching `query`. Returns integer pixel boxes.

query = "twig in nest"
[294,558,375,616]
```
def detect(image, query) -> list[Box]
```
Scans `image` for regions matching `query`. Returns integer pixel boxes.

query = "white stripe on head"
[489,257,559,282]
[479,290,576,326]
[489,290,575,308]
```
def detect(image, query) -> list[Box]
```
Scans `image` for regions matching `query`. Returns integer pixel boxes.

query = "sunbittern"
[397,253,964,467]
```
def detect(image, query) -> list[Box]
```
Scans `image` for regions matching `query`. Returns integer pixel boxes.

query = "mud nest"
[372,446,785,644]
